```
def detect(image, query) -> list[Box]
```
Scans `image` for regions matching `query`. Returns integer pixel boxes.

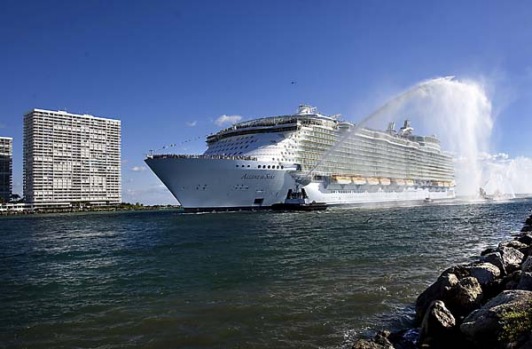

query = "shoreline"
[0,204,182,216]
[353,210,532,349]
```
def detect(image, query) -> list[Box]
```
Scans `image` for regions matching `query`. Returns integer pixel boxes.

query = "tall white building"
[23,109,121,207]
[0,136,12,202]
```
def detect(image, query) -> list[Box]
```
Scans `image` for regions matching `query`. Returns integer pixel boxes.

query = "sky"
[1,0,532,204]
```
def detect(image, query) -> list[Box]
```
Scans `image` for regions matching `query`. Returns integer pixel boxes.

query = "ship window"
[258,165,261,168]
[267,165,271,169]
[247,165,250,167]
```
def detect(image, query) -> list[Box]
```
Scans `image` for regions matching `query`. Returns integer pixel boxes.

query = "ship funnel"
[400,120,414,136]
[297,105,317,115]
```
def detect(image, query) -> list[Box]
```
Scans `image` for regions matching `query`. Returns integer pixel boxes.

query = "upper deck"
[207,105,339,144]
[206,106,442,152]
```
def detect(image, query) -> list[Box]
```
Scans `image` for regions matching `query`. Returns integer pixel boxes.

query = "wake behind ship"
[145,106,455,211]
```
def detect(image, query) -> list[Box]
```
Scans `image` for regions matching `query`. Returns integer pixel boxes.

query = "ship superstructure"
[146,105,455,211]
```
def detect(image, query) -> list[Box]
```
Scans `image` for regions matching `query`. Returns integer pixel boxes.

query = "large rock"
[521,224,532,233]
[481,247,497,256]
[444,265,471,279]
[352,339,390,349]
[481,252,507,275]
[503,270,523,290]
[460,290,532,348]
[351,339,391,349]
[419,300,456,347]
[387,329,418,349]
[352,331,394,349]
[415,271,459,322]
[520,245,532,259]
[416,268,484,322]
[446,276,483,317]
[517,272,532,291]
[522,257,532,272]
[517,232,532,245]
[498,246,524,272]
[500,240,529,251]
[501,240,532,257]
[469,262,501,286]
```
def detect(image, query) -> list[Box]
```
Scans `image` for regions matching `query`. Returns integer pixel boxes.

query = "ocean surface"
[1,199,531,348]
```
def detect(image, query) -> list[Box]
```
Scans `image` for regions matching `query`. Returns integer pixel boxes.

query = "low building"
[0,136,12,202]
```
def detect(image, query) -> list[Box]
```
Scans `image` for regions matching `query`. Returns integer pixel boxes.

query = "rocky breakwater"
[353,213,532,349]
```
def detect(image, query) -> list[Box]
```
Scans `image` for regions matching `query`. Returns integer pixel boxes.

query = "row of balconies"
[310,156,453,179]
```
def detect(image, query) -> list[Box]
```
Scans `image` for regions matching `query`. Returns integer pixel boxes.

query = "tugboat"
[271,186,328,211]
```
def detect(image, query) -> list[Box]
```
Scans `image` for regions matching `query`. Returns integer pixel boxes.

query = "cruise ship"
[145,105,455,211]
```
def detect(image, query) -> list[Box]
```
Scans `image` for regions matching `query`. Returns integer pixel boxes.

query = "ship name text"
[241,174,276,180]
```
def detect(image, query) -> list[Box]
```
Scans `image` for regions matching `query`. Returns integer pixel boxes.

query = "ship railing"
[147,154,258,161]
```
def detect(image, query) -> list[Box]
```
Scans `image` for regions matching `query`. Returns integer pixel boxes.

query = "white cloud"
[215,114,242,127]
[186,121,197,127]
[131,166,147,172]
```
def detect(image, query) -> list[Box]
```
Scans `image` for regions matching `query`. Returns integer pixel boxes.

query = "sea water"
[1,200,530,348]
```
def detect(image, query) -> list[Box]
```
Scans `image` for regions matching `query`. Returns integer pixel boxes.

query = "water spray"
[296,76,502,198]
[299,77,459,179]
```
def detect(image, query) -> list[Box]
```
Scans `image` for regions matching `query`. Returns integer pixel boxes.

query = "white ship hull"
[145,157,292,209]
[145,157,455,211]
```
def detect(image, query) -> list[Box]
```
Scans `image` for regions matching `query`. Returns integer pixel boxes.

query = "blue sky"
[1,0,532,204]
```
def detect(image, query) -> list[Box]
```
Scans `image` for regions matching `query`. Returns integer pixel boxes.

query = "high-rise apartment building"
[0,136,12,202]
[23,109,121,206]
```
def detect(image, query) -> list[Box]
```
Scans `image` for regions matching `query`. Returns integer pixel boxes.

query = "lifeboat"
[366,177,380,185]
[392,179,406,186]
[405,179,415,186]
[379,177,391,186]
[332,175,352,184]
[351,176,367,185]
